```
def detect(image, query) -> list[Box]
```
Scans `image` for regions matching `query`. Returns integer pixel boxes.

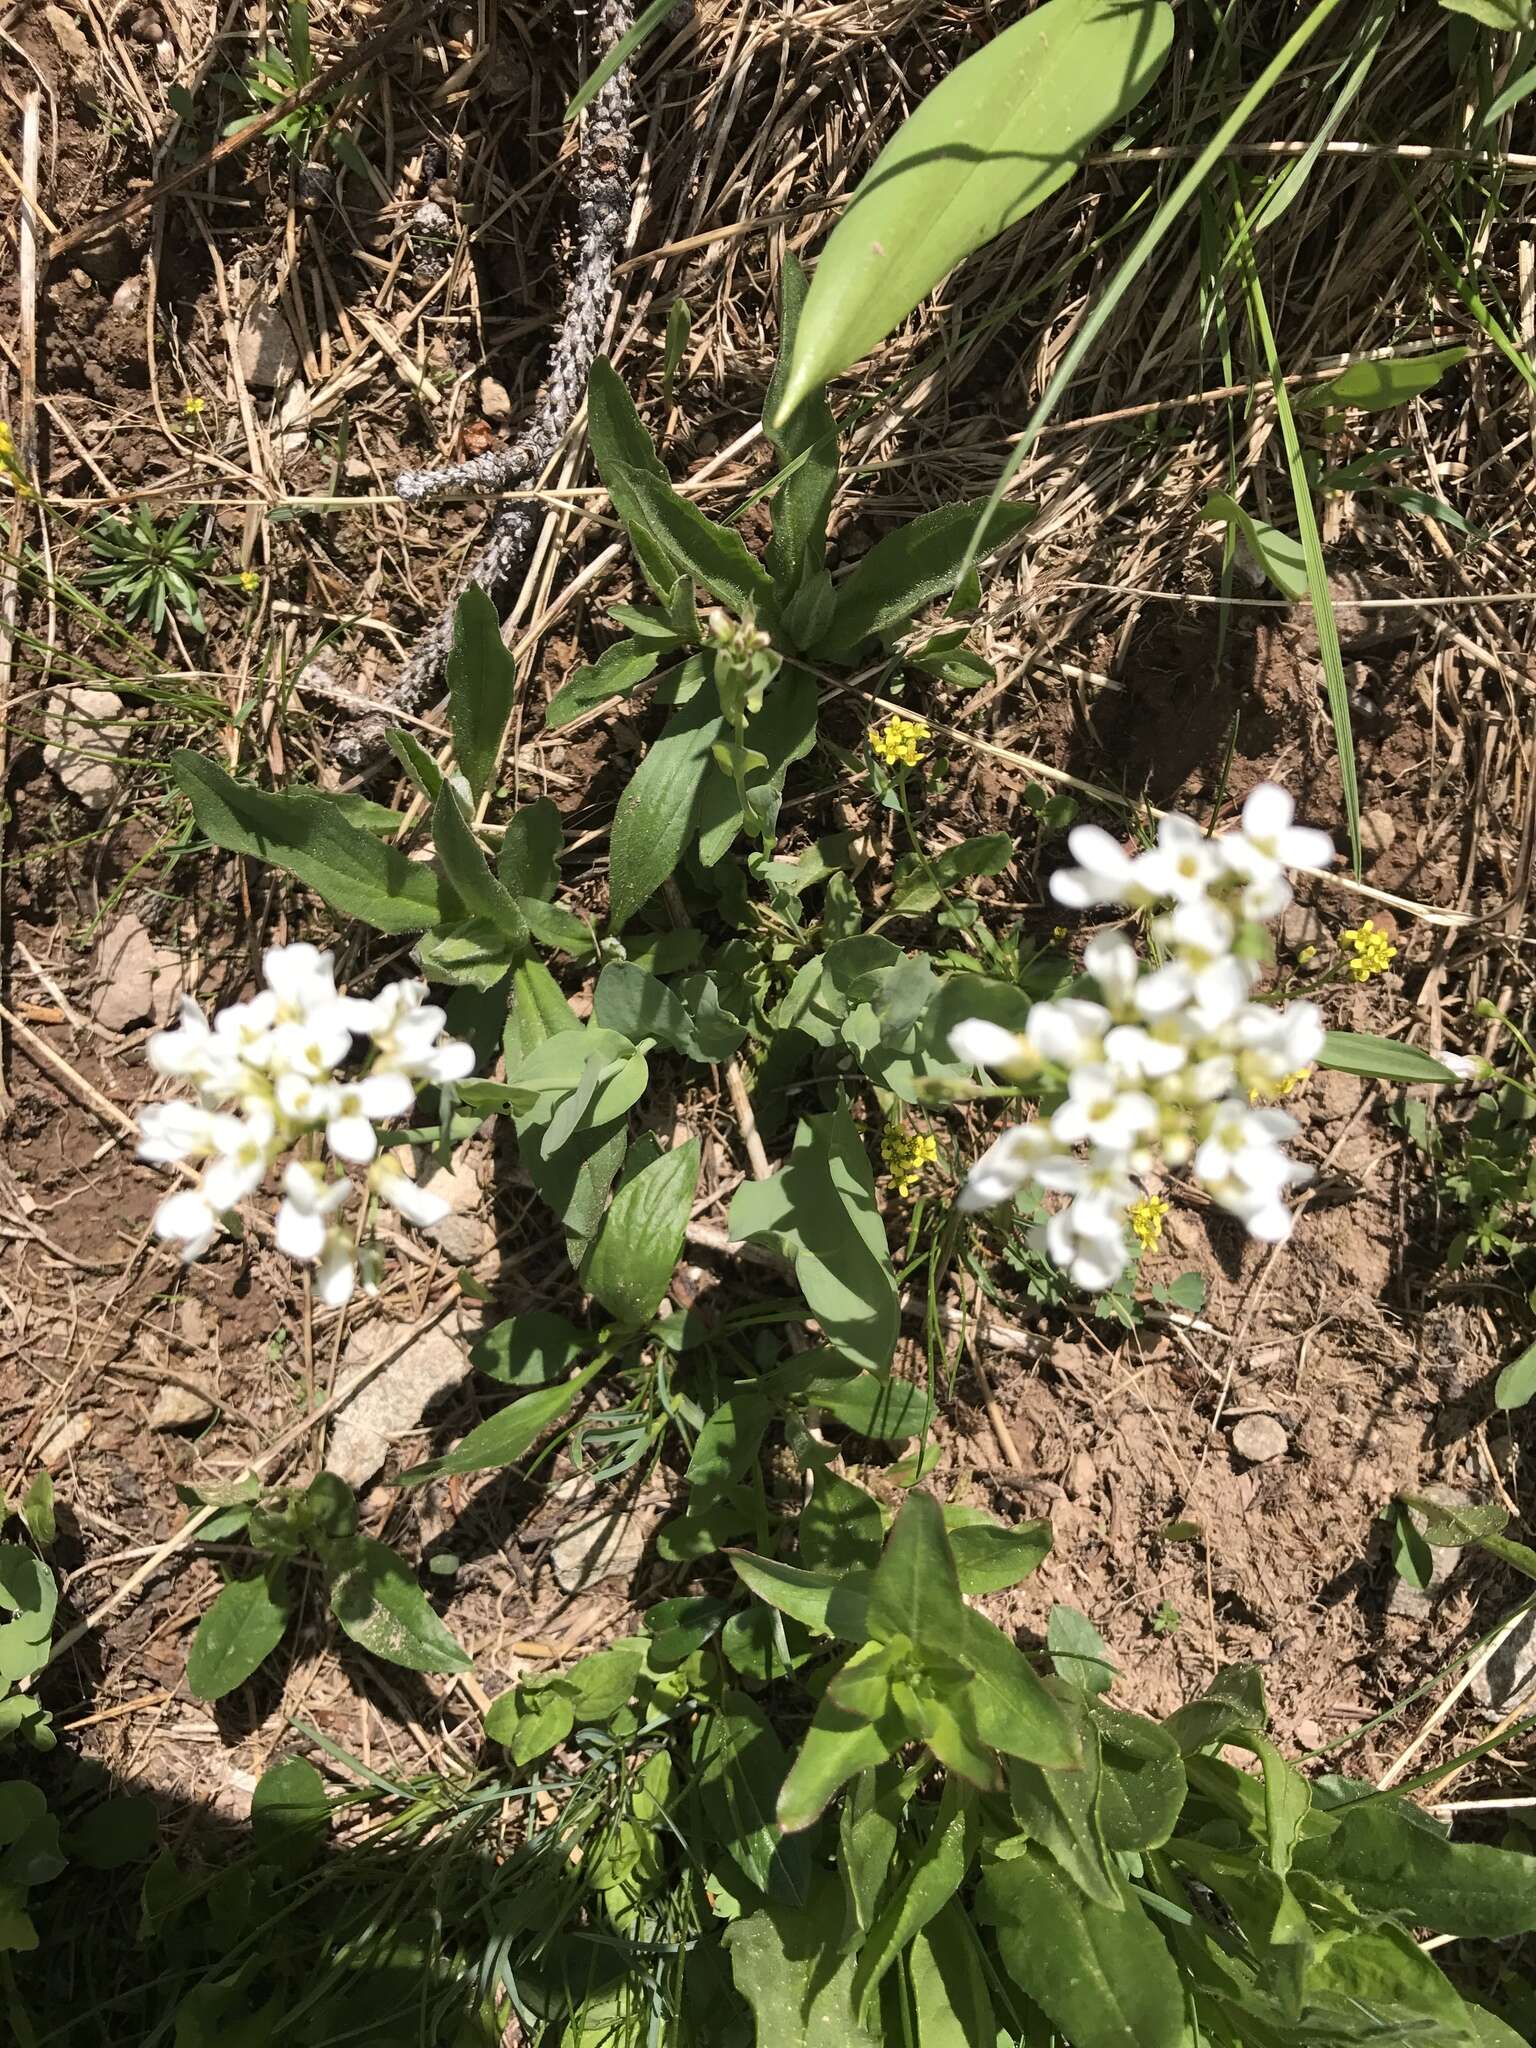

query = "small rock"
[36,1413,93,1464]
[73,226,133,289]
[1293,1717,1325,1751]
[479,374,513,423]
[149,1382,217,1431]
[111,276,144,317]
[92,912,179,1032]
[546,1475,665,1593]
[236,305,301,390]
[45,3,92,62]
[1065,1450,1098,1500]
[1277,903,1325,956]
[420,1156,494,1265]
[1231,1414,1288,1464]
[342,455,374,482]
[1359,807,1397,865]
[326,1322,470,1488]
[43,685,123,811]
[1471,1609,1536,1718]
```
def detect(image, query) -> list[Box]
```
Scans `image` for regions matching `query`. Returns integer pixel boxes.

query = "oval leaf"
[582,1137,700,1328]
[774,0,1174,418]
[186,1565,292,1702]
[325,1536,471,1673]
[395,1356,607,1487]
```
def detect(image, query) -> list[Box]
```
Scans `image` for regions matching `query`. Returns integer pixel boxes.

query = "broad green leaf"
[773,0,1175,419]
[889,831,1015,917]
[840,1766,905,1935]
[910,1904,996,2048]
[796,1366,934,1441]
[1295,1798,1536,1936]
[1298,346,1468,414]
[1162,1663,1269,1753]
[250,1757,328,1873]
[800,1459,885,1575]
[545,637,663,731]
[594,960,695,1056]
[324,1536,472,1673]
[777,1676,906,1833]
[725,1875,882,2046]
[729,1102,898,1376]
[496,797,562,900]
[607,694,726,932]
[18,1475,53,1550]
[853,1776,976,2010]
[1496,1336,1536,1411]
[1048,1604,1116,1696]
[728,1551,872,1638]
[588,358,777,620]
[957,1607,1082,1769]
[472,1310,589,1387]
[581,1137,700,1327]
[1008,1732,1120,1910]
[1203,490,1307,600]
[1318,1031,1458,1083]
[1398,1492,1508,1547]
[947,1517,1050,1596]
[432,785,529,947]
[980,1849,1186,2048]
[67,1795,158,1872]
[557,1638,648,1721]
[186,1565,292,1701]
[685,1391,771,1489]
[657,1485,757,1561]
[1390,1499,1435,1588]
[1091,1701,1187,1853]
[868,1490,966,1651]
[694,1690,809,1907]
[172,752,450,932]
[445,584,517,805]
[394,1357,606,1486]
[815,503,1034,659]
[1440,0,1533,28]
[1230,1730,1311,1877]
[763,253,838,609]
[413,920,518,991]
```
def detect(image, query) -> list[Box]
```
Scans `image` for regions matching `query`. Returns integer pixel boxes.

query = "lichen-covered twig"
[335,0,636,768]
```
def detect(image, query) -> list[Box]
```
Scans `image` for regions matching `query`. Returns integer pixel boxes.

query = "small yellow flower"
[869,713,931,771]
[1249,1066,1312,1106]
[182,394,206,417]
[881,1126,938,1200]
[1128,1195,1169,1252]
[0,421,32,495]
[1340,919,1396,983]
[238,568,260,594]
[1297,944,1317,966]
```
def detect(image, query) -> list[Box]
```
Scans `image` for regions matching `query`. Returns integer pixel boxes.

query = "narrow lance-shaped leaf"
[607,694,725,933]
[445,584,517,806]
[395,1357,608,1488]
[816,501,1035,659]
[774,0,1175,420]
[1318,1032,1457,1084]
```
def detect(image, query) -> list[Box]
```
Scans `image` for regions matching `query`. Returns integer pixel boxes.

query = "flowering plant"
[137,943,475,1305]
[949,785,1337,1290]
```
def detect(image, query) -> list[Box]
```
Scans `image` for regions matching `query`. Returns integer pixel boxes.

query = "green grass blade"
[565,0,674,122]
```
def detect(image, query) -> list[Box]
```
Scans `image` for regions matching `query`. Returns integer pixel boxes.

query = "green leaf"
[729,1102,898,1376]
[1440,0,1533,29]
[385,726,444,801]
[1298,346,1468,414]
[980,1849,1186,2048]
[18,1474,53,1549]
[816,503,1034,659]
[250,1757,329,1872]
[395,1357,606,1486]
[800,1459,885,1575]
[794,1366,934,1441]
[853,1775,976,2011]
[1007,1733,1120,1909]
[431,784,528,948]
[607,694,726,932]
[172,752,450,932]
[763,253,839,611]
[186,1565,293,1701]
[728,1552,871,1638]
[594,960,696,1056]
[1398,1492,1508,1547]
[545,637,663,731]
[909,1904,996,2048]
[867,1490,966,1652]
[774,0,1175,419]
[413,920,518,991]
[324,1536,472,1673]
[1048,1603,1117,1695]
[1295,1798,1536,1936]
[957,1607,1082,1769]
[564,0,676,120]
[472,1310,589,1387]
[1318,1030,1458,1083]
[588,358,776,621]
[725,1876,882,2046]
[777,1675,906,1833]
[686,1393,771,1490]
[497,797,562,901]
[1091,1701,1187,1853]
[1389,1499,1435,1588]
[1203,490,1307,600]
[948,1516,1051,1595]
[581,1137,699,1327]
[1496,1336,1536,1411]
[67,1795,158,1872]
[445,584,517,805]
[890,832,1014,917]
[694,1690,809,1907]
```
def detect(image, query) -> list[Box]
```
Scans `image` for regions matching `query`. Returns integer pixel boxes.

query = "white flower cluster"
[137,944,475,1305]
[950,786,1335,1292]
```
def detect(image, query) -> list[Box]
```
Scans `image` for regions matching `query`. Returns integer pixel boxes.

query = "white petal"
[263,942,338,1013]
[1241,784,1294,842]
[154,1189,218,1256]
[947,1018,1025,1070]
[355,1070,416,1120]
[275,1197,327,1261]
[1082,931,1139,1011]
[137,1101,217,1163]
[201,1151,267,1210]
[1278,825,1335,870]
[315,1232,357,1307]
[327,1113,379,1165]
[371,1158,452,1227]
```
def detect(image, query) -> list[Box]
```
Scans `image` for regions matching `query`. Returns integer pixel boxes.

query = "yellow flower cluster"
[0,421,31,494]
[881,1125,938,1199]
[182,395,207,418]
[1250,1065,1312,1106]
[1127,1194,1169,1251]
[1341,919,1396,983]
[870,713,931,770]
[238,568,261,594]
